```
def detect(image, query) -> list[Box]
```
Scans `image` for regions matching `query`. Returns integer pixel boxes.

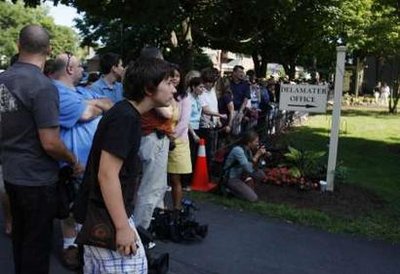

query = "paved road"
[1,201,399,274]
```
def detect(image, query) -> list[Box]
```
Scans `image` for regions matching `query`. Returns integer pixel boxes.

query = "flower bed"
[263,167,320,191]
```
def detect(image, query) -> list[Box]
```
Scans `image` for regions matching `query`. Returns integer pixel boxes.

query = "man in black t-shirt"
[0,25,83,274]
[75,58,175,273]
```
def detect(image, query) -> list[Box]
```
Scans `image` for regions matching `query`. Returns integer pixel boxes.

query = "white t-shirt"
[199,87,219,128]
[381,86,390,96]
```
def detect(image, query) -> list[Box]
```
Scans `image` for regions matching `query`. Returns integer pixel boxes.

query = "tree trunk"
[389,80,399,113]
[312,56,317,71]
[283,61,296,80]
[354,57,365,98]
[376,56,385,82]
[181,44,194,73]
[283,64,290,79]
[252,51,268,78]
[252,51,261,76]
[387,57,399,113]
[180,17,194,73]
[260,56,268,78]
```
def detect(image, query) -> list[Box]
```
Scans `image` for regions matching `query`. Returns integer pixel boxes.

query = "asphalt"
[0,199,399,274]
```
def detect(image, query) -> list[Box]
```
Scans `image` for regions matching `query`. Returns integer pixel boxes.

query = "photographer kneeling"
[222,131,268,202]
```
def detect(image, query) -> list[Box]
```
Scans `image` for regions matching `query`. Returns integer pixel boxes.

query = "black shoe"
[61,245,81,270]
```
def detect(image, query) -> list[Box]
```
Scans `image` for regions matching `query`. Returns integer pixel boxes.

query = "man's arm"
[188,125,200,143]
[98,150,138,255]
[86,98,113,112]
[79,104,103,122]
[226,101,235,129]
[240,84,251,113]
[239,97,248,113]
[202,106,227,119]
[38,127,83,174]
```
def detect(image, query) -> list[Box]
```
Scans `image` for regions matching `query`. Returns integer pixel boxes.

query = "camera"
[149,198,208,242]
[136,226,169,274]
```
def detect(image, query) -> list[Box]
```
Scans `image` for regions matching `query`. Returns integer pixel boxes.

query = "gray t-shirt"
[0,62,60,186]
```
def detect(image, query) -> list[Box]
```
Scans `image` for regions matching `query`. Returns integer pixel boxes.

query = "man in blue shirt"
[90,52,124,103]
[52,52,112,270]
[230,65,250,135]
[230,65,250,111]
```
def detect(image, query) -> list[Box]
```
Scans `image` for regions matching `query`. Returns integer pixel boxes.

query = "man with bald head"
[0,25,83,274]
[51,52,112,270]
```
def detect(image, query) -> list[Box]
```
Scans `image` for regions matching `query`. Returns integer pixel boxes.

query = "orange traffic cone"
[191,138,217,192]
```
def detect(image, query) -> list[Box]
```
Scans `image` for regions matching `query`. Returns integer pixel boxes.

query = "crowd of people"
[0,24,285,274]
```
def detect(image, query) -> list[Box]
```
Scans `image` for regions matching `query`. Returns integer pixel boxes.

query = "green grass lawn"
[192,107,400,242]
[284,108,400,213]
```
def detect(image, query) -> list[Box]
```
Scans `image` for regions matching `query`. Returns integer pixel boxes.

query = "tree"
[371,0,400,113]
[336,0,400,111]
[11,0,343,76]
[193,0,342,78]
[0,1,79,68]
[12,0,400,93]
[70,0,203,71]
[73,14,173,60]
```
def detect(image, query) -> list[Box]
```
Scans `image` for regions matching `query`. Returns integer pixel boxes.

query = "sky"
[45,2,81,30]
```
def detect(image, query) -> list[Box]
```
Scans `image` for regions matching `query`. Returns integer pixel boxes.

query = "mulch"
[254,182,386,219]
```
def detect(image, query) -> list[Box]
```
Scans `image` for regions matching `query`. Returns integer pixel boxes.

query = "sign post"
[326,46,347,192]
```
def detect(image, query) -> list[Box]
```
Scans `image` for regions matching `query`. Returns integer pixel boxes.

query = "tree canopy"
[0,1,79,67]
[8,0,400,78]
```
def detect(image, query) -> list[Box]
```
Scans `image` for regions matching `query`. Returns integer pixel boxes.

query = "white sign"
[279,84,328,113]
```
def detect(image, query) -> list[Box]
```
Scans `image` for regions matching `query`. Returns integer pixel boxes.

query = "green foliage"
[281,107,400,213]
[0,1,79,67]
[192,50,213,71]
[49,24,79,57]
[335,163,349,184]
[283,146,326,179]
[12,0,400,79]
[74,14,173,59]
[337,0,400,58]
[193,0,343,77]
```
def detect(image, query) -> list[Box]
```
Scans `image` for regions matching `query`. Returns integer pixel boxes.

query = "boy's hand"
[72,162,85,176]
[116,225,138,256]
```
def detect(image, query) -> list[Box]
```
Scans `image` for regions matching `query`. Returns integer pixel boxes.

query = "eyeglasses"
[65,51,72,72]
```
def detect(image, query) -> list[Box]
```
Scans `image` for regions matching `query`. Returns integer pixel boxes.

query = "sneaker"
[182,186,191,192]
[61,245,81,270]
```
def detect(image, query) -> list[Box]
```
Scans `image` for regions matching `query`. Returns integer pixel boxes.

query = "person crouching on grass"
[74,58,175,274]
[222,130,268,202]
